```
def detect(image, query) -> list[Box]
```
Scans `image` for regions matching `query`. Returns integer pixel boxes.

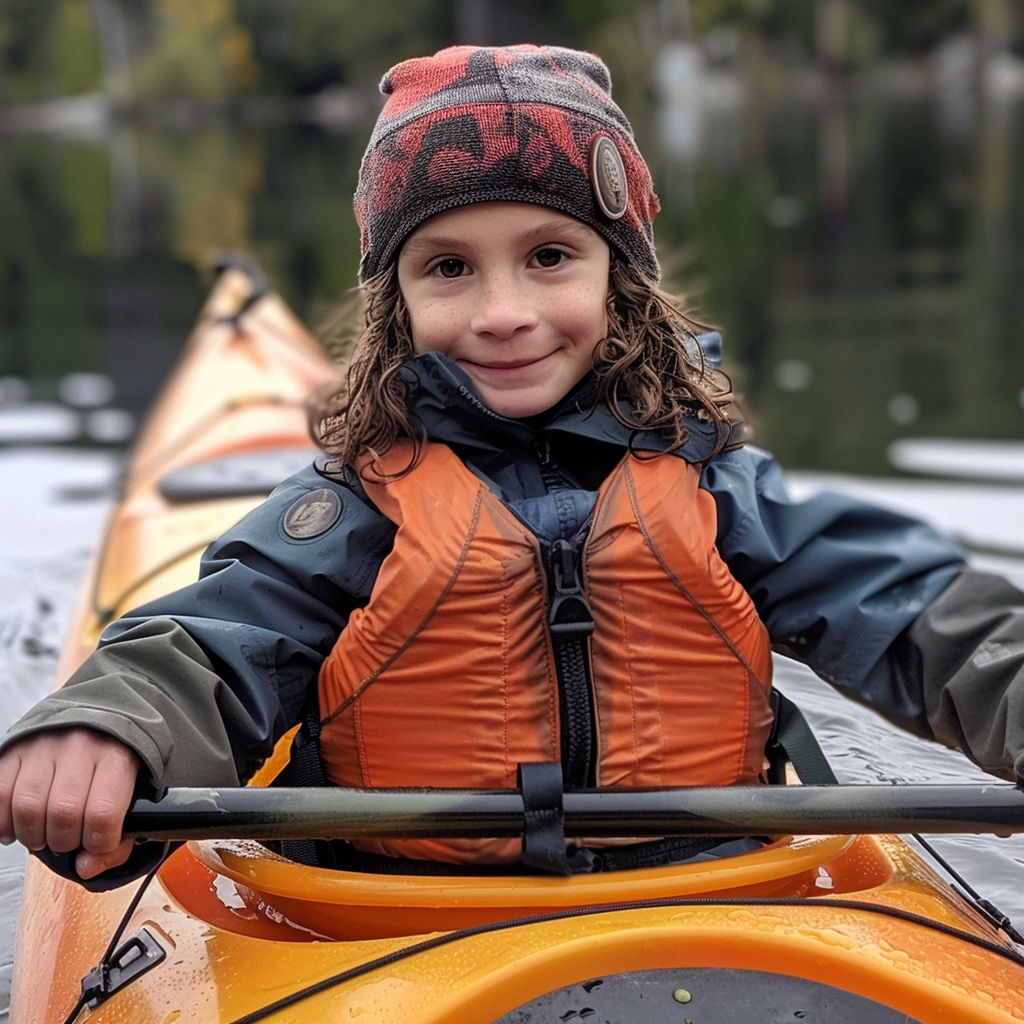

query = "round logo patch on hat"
[590,135,628,221]
[282,488,343,539]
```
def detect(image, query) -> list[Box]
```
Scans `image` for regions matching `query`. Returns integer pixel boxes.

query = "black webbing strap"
[517,762,572,875]
[587,834,726,871]
[273,704,333,867]
[768,690,839,786]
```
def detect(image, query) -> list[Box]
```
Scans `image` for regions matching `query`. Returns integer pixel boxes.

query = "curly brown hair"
[311,256,736,468]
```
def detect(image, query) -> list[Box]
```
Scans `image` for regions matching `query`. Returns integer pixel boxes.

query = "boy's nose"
[470,279,539,339]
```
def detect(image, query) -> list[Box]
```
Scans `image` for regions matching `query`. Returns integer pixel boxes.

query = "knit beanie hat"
[355,44,661,281]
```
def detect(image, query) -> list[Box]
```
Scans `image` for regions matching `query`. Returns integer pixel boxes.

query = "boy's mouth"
[464,354,552,372]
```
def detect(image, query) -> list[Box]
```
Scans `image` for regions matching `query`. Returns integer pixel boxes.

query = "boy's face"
[397,202,610,419]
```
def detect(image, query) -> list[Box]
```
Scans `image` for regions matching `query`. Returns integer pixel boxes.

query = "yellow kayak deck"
[14,827,1024,1022]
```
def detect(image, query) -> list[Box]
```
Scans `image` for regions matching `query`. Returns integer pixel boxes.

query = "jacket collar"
[398,352,726,464]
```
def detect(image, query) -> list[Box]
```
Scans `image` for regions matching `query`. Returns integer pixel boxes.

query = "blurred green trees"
[236,0,446,94]
[52,0,104,95]
[131,0,260,101]
[3,2,1021,106]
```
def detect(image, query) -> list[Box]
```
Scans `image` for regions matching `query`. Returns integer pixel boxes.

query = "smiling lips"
[464,353,554,372]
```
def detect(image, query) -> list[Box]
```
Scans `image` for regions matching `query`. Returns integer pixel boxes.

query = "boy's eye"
[434,258,466,278]
[534,248,566,268]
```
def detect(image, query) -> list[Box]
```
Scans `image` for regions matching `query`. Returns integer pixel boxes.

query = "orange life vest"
[318,442,774,863]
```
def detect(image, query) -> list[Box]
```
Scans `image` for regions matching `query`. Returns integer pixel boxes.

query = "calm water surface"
[0,449,118,1018]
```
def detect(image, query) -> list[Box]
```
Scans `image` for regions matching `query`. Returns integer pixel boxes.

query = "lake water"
[0,448,118,1018]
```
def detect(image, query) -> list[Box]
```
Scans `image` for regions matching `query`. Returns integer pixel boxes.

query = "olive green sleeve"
[0,618,261,791]
[908,569,1024,782]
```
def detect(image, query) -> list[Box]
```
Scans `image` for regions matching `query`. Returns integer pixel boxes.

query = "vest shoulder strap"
[767,691,838,785]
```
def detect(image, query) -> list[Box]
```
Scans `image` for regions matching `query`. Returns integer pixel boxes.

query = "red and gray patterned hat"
[355,44,661,281]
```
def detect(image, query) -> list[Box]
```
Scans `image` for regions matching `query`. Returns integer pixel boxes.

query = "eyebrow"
[402,218,598,255]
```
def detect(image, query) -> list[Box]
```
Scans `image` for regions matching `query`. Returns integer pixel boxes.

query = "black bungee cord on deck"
[911,831,1024,944]
[59,845,170,1024]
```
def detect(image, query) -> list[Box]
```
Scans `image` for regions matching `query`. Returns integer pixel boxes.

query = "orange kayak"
[11,262,1024,1023]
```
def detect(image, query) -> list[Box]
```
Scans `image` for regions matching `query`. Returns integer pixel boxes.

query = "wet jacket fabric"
[319,440,774,863]
[9,349,1024,884]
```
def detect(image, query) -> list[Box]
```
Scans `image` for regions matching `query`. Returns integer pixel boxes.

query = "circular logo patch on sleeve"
[590,134,628,221]
[282,488,343,539]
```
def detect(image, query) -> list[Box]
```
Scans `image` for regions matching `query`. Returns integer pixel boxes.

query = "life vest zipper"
[548,533,597,787]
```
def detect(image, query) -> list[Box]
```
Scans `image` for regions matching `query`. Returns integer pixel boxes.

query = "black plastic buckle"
[549,539,594,637]
[81,927,166,1010]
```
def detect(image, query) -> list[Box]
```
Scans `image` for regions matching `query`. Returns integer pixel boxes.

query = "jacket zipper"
[548,532,597,788]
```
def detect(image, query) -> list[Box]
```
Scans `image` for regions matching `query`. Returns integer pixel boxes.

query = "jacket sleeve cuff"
[31,840,178,892]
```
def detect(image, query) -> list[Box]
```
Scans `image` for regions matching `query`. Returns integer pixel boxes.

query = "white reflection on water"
[0,405,82,444]
[3,449,1024,1017]
[0,403,136,446]
[889,438,1024,484]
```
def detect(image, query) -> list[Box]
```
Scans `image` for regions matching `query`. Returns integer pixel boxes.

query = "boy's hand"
[0,728,141,879]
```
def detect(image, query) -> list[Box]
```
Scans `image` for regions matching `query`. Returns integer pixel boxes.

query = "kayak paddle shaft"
[122,784,1024,842]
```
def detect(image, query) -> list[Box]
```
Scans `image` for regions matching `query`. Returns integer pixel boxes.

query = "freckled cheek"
[543,285,608,341]
[408,301,460,354]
